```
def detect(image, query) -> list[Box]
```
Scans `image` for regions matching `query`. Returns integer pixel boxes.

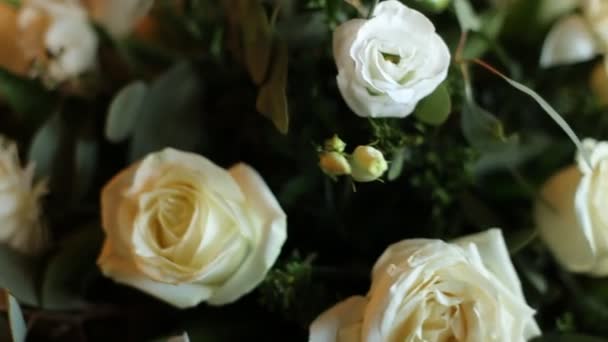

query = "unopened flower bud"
[319,151,351,177]
[324,134,347,153]
[350,146,388,182]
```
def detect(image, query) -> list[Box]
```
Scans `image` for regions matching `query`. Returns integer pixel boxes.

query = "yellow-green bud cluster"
[318,134,388,182]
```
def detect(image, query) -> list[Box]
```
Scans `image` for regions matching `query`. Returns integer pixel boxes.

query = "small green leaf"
[41,225,103,310]
[0,246,38,307]
[256,41,289,134]
[105,81,148,143]
[414,83,452,126]
[27,112,62,182]
[0,67,54,119]
[388,147,408,181]
[4,291,27,342]
[453,0,481,32]
[241,0,273,85]
[461,99,516,153]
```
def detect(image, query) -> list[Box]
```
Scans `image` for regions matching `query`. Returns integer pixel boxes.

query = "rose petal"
[98,241,214,309]
[309,296,367,342]
[205,163,287,305]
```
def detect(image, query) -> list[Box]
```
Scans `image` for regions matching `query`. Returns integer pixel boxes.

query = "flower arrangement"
[1,0,608,341]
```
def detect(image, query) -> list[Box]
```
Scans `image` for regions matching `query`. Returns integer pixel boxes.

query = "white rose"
[535,138,608,275]
[98,148,287,308]
[84,0,153,38]
[18,0,98,83]
[333,0,450,118]
[310,229,540,342]
[0,136,48,255]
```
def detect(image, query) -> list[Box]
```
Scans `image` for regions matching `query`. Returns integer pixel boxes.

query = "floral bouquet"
[1,0,608,341]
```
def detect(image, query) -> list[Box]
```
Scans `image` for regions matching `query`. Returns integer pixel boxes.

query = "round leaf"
[414,83,451,126]
[105,81,148,143]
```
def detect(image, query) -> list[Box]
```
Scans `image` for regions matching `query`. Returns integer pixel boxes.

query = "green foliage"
[0,247,38,306]
[129,61,203,161]
[414,82,452,126]
[258,253,326,326]
[105,81,148,143]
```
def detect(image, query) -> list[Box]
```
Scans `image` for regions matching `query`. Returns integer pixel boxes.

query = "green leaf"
[0,67,54,119]
[414,83,452,126]
[461,99,516,153]
[0,246,38,306]
[532,334,608,342]
[27,112,62,182]
[41,225,103,310]
[276,13,329,48]
[453,0,481,32]
[473,134,550,174]
[129,61,204,161]
[506,228,538,255]
[490,70,589,167]
[241,0,273,85]
[105,81,148,143]
[74,136,98,200]
[387,147,408,181]
[256,41,289,134]
[4,291,27,342]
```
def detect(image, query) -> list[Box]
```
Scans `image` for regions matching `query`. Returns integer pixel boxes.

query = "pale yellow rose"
[0,136,48,255]
[310,229,540,342]
[98,148,287,308]
[536,138,608,275]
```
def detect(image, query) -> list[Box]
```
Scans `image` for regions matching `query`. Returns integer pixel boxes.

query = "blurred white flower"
[536,138,608,275]
[0,136,48,256]
[540,0,608,68]
[18,0,98,83]
[85,0,154,38]
[333,0,450,118]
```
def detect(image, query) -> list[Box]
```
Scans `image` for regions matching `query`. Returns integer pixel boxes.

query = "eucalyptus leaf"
[414,83,451,126]
[73,137,98,200]
[129,61,204,161]
[0,67,54,120]
[474,134,550,174]
[0,246,38,307]
[41,225,103,310]
[27,112,62,182]
[5,291,27,342]
[461,99,517,153]
[256,41,289,134]
[105,81,148,143]
[453,0,481,32]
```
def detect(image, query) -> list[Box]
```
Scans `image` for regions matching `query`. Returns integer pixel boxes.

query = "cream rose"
[18,0,98,83]
[84,0,153,38]
[310,229,540,342]
[98,148,287,308]
[333,0,450,118]
[535,138,608,275]
[0,136,48,255]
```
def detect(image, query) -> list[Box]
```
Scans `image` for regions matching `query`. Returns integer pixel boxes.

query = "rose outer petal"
[206,163,287,305]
